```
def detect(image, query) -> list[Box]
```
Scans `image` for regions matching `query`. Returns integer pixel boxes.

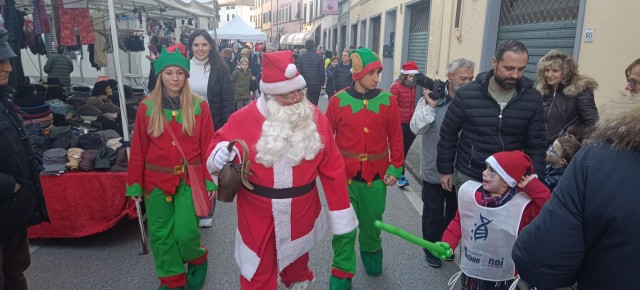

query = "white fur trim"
[400,69,419,75]
[260,75,306,95]
[486,155,517,187]
[285,64,298,78]
[272,198,328,272]
[273,160,293,189]
[207,141,242,174]
[257,94,268,118]
[328,205,359,235]
[234,228,261,281]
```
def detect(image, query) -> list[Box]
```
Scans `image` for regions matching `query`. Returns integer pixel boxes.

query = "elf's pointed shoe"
[329,275,352,290]
[186,260,208,290]
[361,249,383,276]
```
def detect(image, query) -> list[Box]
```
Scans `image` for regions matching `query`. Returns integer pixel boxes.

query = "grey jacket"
[410,91,452,184]
[44,54,74,87]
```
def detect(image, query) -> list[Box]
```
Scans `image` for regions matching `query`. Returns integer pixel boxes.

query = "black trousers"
[401,123,417,175]
[306,84,322,106]
[0,229,30,290]
[421,181,457,245]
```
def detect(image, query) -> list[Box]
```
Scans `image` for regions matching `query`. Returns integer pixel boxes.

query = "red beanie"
[485,151,534,187]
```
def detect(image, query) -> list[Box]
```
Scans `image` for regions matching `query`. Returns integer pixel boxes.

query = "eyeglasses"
[483,166,499,179]
[627,78,640,88]
[547,144,561,157]
[276,88,307,101]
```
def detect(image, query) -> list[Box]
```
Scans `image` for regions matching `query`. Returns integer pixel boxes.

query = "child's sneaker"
[397,175,409,188]
[424,252,442,268]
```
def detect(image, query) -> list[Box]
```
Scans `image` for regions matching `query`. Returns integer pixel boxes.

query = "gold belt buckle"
[173,165,185,175]
[358,154,368,161]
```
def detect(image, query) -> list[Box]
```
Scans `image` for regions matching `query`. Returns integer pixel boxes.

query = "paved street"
[26,95,461,289]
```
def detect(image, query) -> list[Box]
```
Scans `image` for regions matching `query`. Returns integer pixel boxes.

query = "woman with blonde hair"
[126,44,216,290]
[536,49,599,146]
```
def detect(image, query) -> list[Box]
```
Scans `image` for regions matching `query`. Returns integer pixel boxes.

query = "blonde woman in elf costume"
[325,47,405,290]
[126,45,217,290]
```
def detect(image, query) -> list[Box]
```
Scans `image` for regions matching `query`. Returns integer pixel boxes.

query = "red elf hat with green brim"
[349,47,383,80]
[151,45,190,78]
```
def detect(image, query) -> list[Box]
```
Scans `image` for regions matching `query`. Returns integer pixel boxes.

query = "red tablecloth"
[29,171,137,239]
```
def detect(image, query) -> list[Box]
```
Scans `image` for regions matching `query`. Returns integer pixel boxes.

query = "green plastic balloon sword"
[374,220,453,259]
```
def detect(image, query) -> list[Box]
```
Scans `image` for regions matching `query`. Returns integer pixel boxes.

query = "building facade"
[219,0,257,28]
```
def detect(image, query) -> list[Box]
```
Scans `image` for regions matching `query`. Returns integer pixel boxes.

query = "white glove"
[208,144,237,173]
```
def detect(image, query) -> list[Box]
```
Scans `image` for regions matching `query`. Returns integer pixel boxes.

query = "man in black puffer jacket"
[333,49,353,94]
[0,27,49,289]
[437,40,546,192]
[296,39,325,106]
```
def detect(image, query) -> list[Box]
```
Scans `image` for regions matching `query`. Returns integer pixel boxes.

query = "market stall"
[5,0,217,239]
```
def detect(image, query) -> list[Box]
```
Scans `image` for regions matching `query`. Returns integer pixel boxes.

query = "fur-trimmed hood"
[537,74,599,97]
[587,104,640,152]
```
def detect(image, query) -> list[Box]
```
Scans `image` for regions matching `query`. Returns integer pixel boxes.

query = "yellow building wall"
[578,0,640,117]
[427,0,487,80]
[348,0,408,78]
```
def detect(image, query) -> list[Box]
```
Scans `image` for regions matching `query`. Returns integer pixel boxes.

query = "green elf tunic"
[126,96,216,289]
[325,87,404,279]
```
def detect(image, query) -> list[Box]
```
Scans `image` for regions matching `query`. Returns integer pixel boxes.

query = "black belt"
[244,180,316,199]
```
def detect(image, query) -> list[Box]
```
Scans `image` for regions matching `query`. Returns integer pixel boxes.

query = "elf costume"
[206,50,358,290]
[126,46,216,290]
[325,48,405,289]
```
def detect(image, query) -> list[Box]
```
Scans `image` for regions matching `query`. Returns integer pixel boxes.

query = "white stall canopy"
[212,16,267,42]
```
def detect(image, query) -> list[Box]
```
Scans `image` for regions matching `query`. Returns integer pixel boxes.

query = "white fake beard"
[255,98,323,167]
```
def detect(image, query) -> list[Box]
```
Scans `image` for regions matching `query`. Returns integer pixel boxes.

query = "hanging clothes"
[32,0,50,35]
[57,0,95,46]
[91,11,108,68]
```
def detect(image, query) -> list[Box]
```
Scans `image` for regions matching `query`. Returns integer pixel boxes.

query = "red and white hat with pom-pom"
[259,50,307,95]
[400,61,420,75]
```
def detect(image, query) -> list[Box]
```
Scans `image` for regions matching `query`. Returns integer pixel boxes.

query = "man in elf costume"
[325,47,405,289]
[206,50,358,290]
[127,45,216,290]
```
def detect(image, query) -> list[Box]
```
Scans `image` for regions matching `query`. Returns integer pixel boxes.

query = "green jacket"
[44,54,74,87]
[230,68,252,100]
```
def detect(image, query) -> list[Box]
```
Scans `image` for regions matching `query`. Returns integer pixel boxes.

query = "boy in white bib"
[438,151,550,290]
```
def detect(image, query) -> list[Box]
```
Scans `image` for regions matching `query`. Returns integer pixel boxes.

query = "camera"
[415,73,446,100]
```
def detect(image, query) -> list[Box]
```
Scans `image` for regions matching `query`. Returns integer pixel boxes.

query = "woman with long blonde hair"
[126,44,216,290]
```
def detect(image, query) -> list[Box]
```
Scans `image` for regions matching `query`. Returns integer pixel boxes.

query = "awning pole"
[107,0,130,144]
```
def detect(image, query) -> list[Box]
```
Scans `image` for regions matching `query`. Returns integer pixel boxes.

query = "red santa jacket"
[206,98,358,280]
[441,177,550,250]
[325,87,405,182]
[126,97,216,197]
[389,80,416,124]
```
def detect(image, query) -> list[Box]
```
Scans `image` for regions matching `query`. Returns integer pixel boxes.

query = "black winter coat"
[0,86,49,237]
[207,66,235,130]
[539,76,599,146]
[513,142,640,289]
[334,62,353,92]
[296,51,325,86]
[437,70,546,180]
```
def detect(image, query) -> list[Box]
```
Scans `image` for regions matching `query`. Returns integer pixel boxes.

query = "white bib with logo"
[457,180,531,281]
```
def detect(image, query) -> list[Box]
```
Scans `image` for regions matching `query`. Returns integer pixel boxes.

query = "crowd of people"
[2,22,640,290]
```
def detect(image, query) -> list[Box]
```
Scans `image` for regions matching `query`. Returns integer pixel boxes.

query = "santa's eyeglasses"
[274,88,307,101]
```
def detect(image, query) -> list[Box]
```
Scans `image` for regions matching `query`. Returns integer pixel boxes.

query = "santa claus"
[206,50,358,290]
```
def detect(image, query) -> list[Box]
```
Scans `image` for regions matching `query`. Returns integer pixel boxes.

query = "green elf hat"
[151,44,190,78]
[349,47,383,80]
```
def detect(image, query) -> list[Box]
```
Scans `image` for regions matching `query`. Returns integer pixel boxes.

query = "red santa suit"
[207,96,358,289]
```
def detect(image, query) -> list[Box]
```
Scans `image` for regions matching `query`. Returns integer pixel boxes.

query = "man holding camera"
[437,40,546,192]
[410,58,475,268]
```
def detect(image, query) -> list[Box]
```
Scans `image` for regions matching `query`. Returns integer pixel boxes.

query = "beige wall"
[426,0,487,80]
[348,0,407,77]
[578,0,640,117]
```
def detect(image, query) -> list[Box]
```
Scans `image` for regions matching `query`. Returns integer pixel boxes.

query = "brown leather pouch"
[217,139,254,202]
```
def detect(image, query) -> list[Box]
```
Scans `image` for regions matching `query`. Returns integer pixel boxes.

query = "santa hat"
[400,61,420,75]
[260,50,306,95]
[485,151,534,188]
[151,45,190,78]
[350,48,383,80]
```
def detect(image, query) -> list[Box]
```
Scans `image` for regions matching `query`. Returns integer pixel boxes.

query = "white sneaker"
[199,217,213,228]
